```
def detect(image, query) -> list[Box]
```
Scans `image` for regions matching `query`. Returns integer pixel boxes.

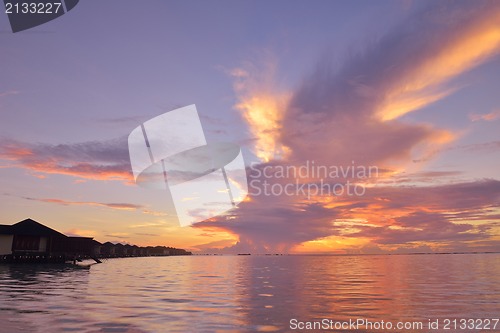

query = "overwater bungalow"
[101,241,117,257]
[0,218,101,263]
[0,218,192,264]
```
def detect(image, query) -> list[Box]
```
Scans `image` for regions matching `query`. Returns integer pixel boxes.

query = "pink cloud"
[0,137,133,182]
[469,109,500,122]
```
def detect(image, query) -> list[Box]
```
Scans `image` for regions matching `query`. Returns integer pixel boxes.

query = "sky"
[0,0,499,254]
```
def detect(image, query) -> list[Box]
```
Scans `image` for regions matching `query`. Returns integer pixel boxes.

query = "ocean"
[0,254,498,332]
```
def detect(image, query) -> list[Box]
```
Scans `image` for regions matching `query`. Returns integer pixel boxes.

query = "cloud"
[20,196,169,217]
[469,109,500,122]
[191,238,238,252]
[334,179,500,247]
[105,233,130,239]
[141,210,169,217]
[281,1,500,168]
[128,221,168,228]
[97,115,151,125]
[453,141,500,152]
[413,140,500,163]
[383,170,462,185]
[215,1,500,253]
[230,58,291,161]
[371,2,500,121]
[64,228,97,237]
[0,90,19,98]
[349,212,478,245]
[198,176,500,253]
[134,233,157,237]
[22,196,144,211]
[0,137,132,182]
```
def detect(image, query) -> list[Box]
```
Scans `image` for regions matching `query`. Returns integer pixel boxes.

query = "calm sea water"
[0,254,498,333]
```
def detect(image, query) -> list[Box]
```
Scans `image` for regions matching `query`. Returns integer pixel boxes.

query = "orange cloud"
[231,61,291,162]
[293,235,371,254]
[376,5,500,121]
[64,228,97,237]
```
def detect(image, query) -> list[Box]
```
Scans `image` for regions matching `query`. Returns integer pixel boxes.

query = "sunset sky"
[1,0,499,254]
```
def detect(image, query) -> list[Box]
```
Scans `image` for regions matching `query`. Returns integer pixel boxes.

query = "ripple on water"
[0,254,498,332]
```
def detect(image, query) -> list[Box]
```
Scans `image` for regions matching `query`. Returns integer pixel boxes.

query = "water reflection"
[233,254,499,332]
[0,254,498,332]
[0,264,90,332]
